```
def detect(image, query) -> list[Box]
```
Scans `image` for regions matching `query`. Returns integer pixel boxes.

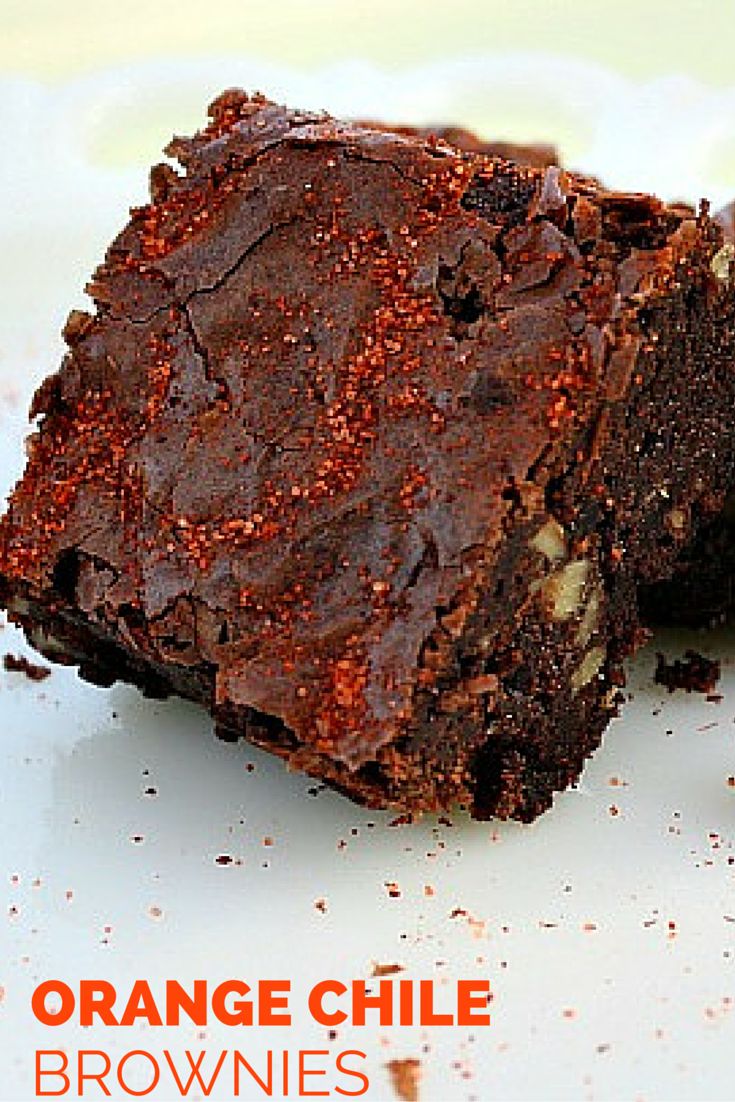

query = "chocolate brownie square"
[3,92,735,820]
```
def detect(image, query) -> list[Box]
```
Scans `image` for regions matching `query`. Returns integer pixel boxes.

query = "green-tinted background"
[3,0,732,85]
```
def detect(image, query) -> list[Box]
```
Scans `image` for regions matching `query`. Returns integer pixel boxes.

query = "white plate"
[1,55,735,1102]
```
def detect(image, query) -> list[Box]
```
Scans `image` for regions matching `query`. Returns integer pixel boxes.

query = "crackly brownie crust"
[3,92,735,820]
[362,122,558,169]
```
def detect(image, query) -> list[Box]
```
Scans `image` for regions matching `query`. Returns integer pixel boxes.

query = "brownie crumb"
[3,653,50,681]
[371,962,405,977]
[655,650,721,694]
[387,1058,421,1102]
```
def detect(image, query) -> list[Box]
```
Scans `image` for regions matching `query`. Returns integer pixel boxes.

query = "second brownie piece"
[2,93,735,820]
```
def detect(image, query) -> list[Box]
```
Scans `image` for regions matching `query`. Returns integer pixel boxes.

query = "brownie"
[639,200,735,628]
[3,91,735,821]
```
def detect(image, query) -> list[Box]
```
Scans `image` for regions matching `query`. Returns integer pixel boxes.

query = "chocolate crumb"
[387,1058,421,1102]
[372,962,405,977]
[655,650,721,694]
[3,653,50,681]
